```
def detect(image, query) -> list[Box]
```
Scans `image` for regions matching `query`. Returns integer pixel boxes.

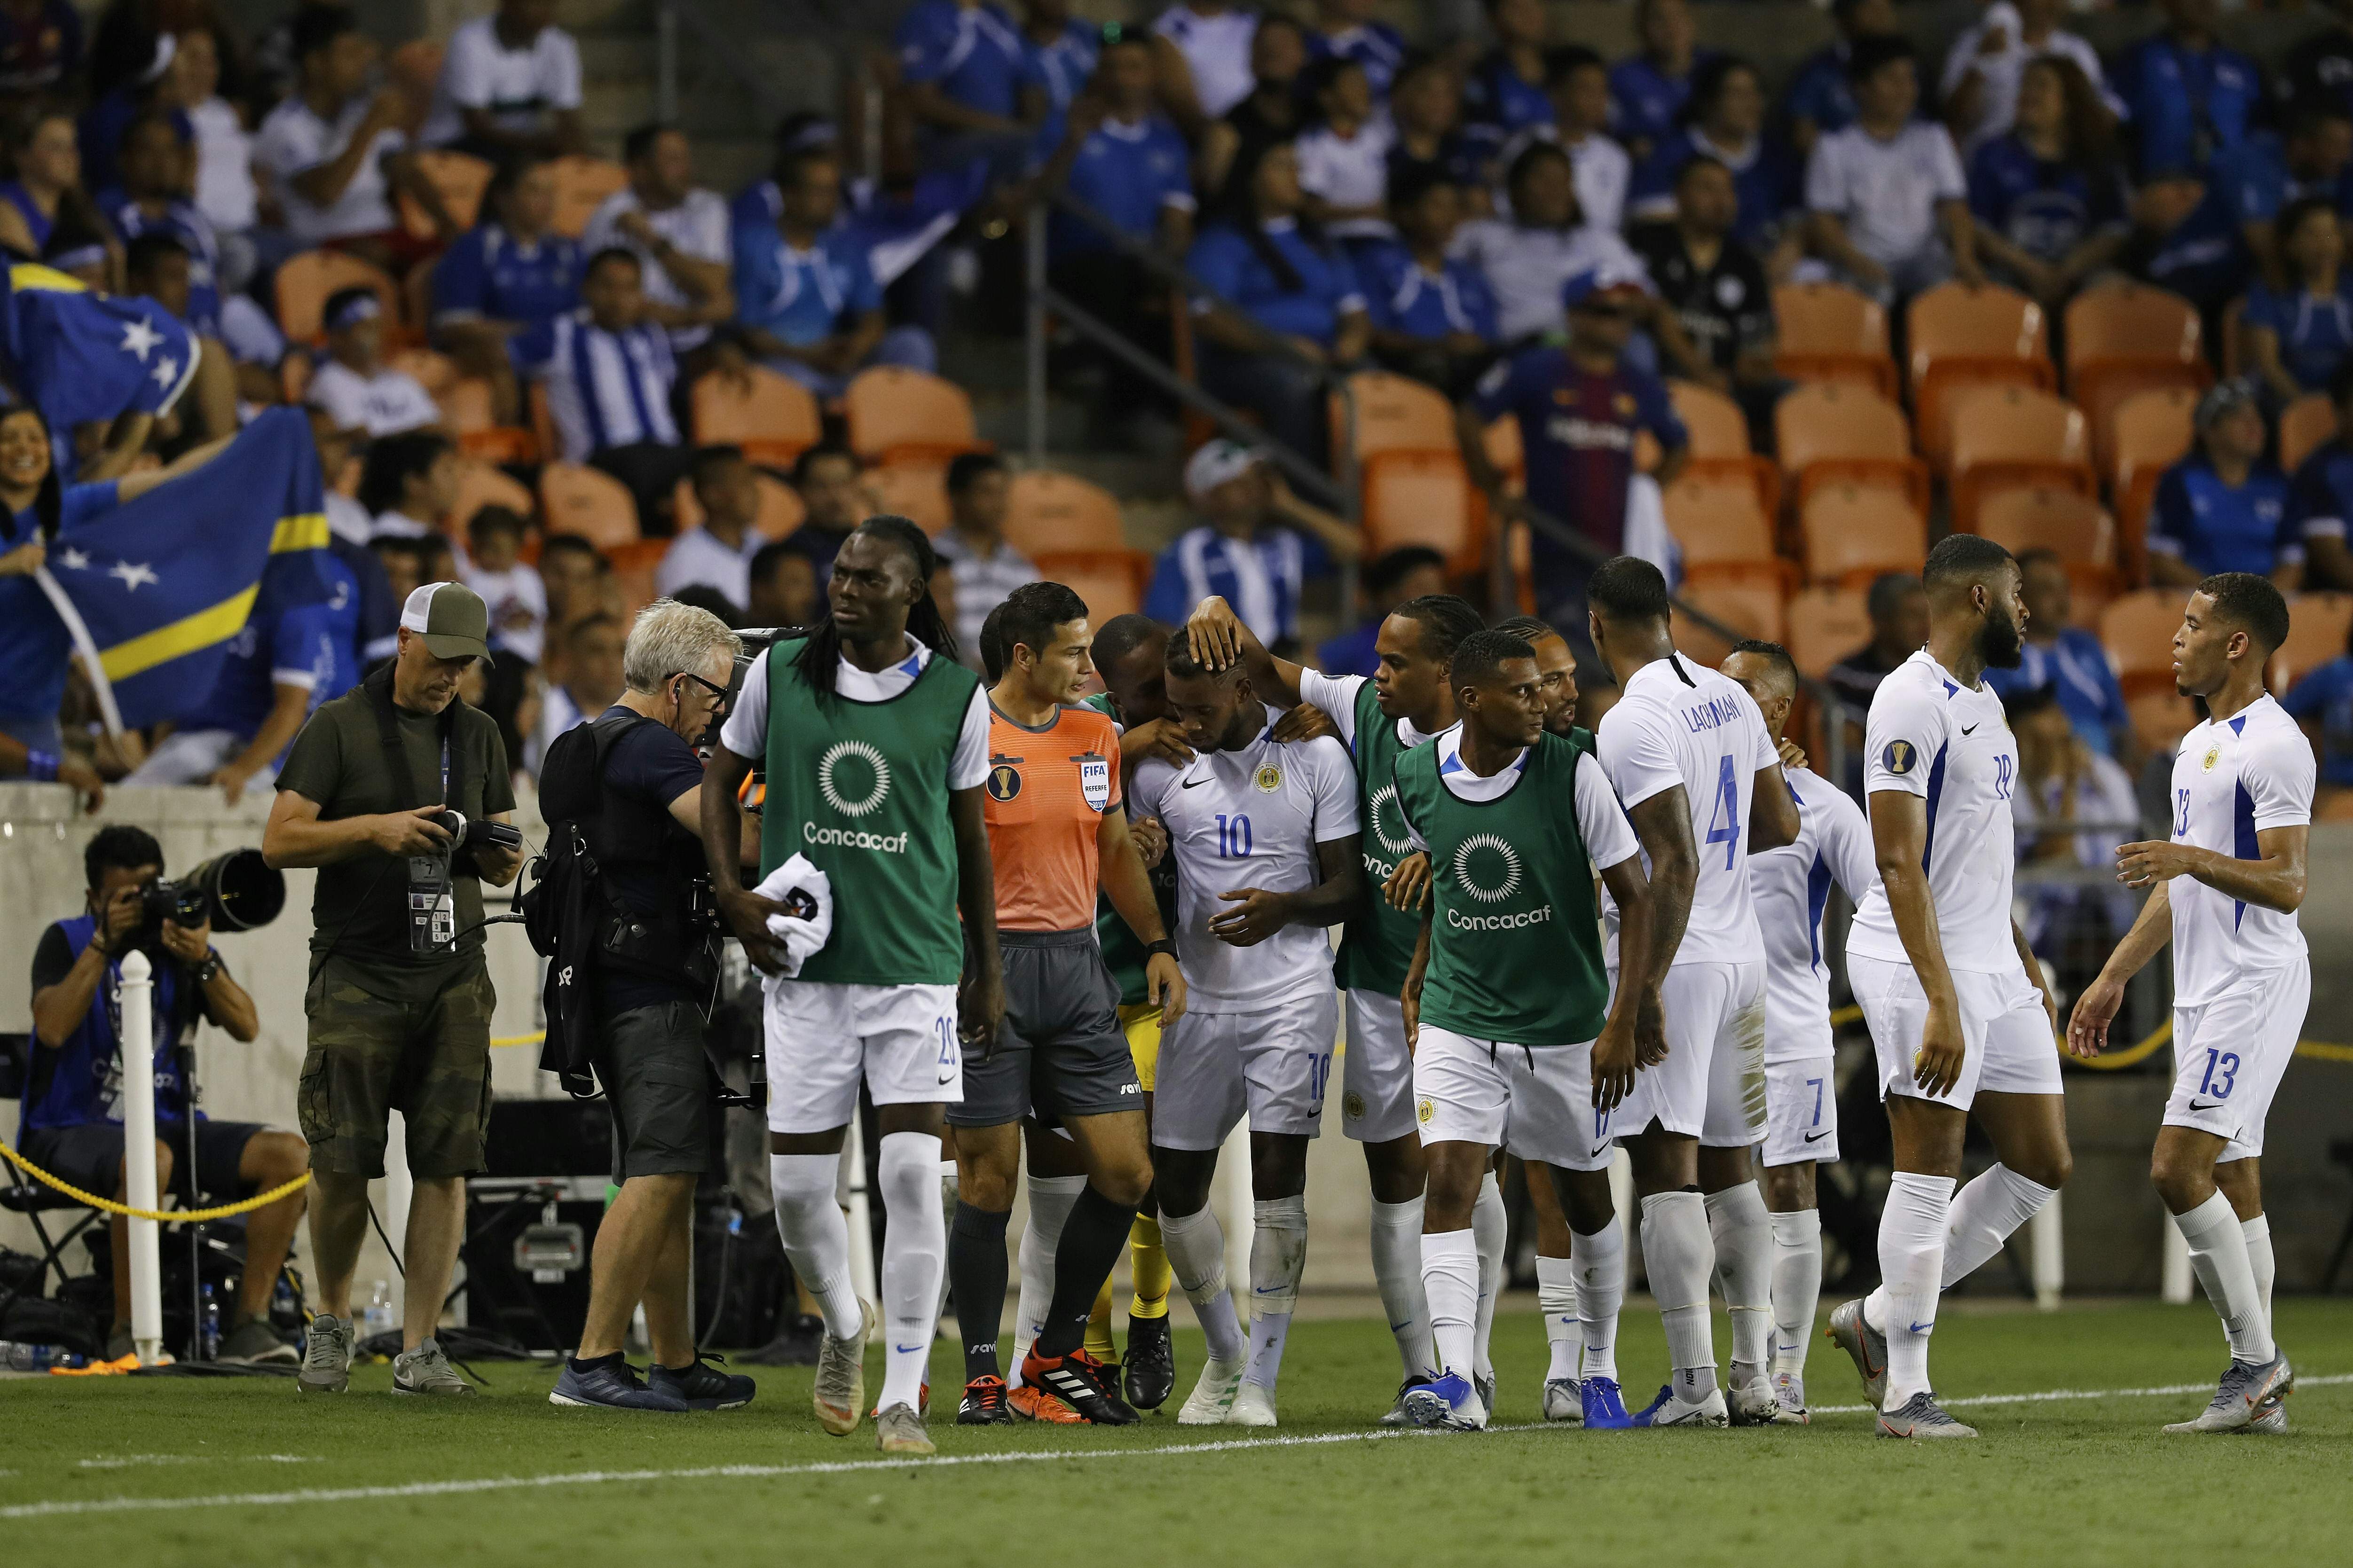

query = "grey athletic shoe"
[1877,1391,1976,1439]
[1542,1376,1584,1424]
[1474,1371,1496,1422]
[297,1314,353,1394]
[391,1338,475,1395]
[1826,1299,1889,1411]
[2248,1394,2289,1434]
[2163,1355,2290,1434]
[1726,1364,1777,1427]
[812,1300,875,1436]
[875,1401,936,1456]
[220,1318,298,1365]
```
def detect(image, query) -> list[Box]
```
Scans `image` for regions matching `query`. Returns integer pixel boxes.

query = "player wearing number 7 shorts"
[2068,574,2305,1435]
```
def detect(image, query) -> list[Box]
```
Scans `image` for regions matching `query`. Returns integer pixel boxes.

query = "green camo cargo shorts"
[299,953,497,1179]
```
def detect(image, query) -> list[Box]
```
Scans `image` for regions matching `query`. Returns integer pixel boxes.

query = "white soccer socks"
[769,1152,863,1340]
[1875,1171,1956,1408]
[1421,1226,1481,1381]
[1706,1182,1772,1374]
[2174,1191,2276,1365]
[1007,1173,1086,1387]
[1768,1207,1823,1378]
[1641,1191,1716,1396]
[876,1131,946,1413]
[1940,1163,2057,1290]
[1159,1203,1248,1362]
[1536,1255,1579,1383]
[1244,1196,1309,1391]
[1471,1172,1507,1384]
[1369,1196,1435,1378]
[1571,1217,1625,1385]
[2243,1211,2274,1325]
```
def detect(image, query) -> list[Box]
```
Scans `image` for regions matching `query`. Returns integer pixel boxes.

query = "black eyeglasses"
[673,671,732,704]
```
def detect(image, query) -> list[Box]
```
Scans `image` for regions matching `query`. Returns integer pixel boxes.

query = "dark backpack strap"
[363,663,460,810]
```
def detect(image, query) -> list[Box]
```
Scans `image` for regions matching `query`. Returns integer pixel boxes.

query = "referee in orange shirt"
[948,581,1185,1427]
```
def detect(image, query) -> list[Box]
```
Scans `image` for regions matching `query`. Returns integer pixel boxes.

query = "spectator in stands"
[657,445,767,607]
[1825,569,1927,718]
[1459,262,1688,641]
[1805,34,1983,306]
[524,247,688,531]
[433,153,583,426]
[459,504,547,666]
[781,439,868,590]
[2286,362,2353,589]
[2214,99,2353,293]
[1983,548,2133,762]
[1455,140,1645,349]
[746,536,821,628]
[1966,55,2128,307]
[175,24,255,292]
[307,286,441,436]
[0,105,98,260]
[0,0,81,103]
[42,216,108,287]
[1197,13,1306,204]
[1297,56,1394,246]
[893,0,1032,180]
[120,233,244,441]
[255,6,450,270]
[2245,196,2353,407]
[2149,379,2298,587]
[2285,0,2353,126]
[1144,438,1359,655]
[1306,0,1403,100]
[357,428,458,543]
[2282,618,2353,804]
[732,145,935,396]
[1385,50,1479,206]
[583,122,735,353]
[2112,0,2260,181]
[78,27,199,198]
[1515,44,1628,239]
[1363,167,1498,395]
[1185,139,1370,463]
[1461,0,1553,173]
[2117,164,2250,319]
[2007,682,2140,982]
[422,0,585,157]
[307,405,371,543]
[1015,0,1099,159]
[1610,0,1713,166]
[101,112,222,330]
[1317,543,1446,677]
[1940,0,2115,159]
[1637,157,1781,436]
[1629,56,1797,275]
[26,826,301,1366]
[530,609,625,774]
[539,531,623,655]
[932,451,1038,656]
[1154,0,1259,131]
[1782,0,1897,160]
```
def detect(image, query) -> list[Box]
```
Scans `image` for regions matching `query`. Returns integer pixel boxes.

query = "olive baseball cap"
[400,581,490,660]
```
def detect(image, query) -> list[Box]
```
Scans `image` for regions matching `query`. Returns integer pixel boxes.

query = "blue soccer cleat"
[1401,1370,1488,1431]
[1581,1376,1636,1429]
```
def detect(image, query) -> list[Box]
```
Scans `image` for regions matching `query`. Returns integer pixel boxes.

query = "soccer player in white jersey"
[1830,533,2080,1440]
[1129,626,1365,1427]
[1721,639,1878,1426]
[1586,557,1800,1428]
[1183,590,1486,1421]
[2068,574,2306,1435]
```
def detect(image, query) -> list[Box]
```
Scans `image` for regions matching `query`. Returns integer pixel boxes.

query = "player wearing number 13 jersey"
[2069,574,2306,1435]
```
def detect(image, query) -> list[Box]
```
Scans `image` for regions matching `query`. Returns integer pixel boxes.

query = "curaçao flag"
[1,262,201,443]
[35,406,331,731]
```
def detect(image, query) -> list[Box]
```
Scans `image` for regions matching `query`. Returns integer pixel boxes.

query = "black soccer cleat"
[1124,1314,1176,1411]
[957,1374,1015,1425]
[1020,1347,1141,1426]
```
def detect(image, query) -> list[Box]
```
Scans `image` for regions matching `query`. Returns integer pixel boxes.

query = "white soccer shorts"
[2167,960,2309,1161]
[1761,1055,1839,1167]
[1849,954,2062,1111]
[1616,961,1766,1146]
[1412,1025,1613,1171]
[762,978,962,1134]
[1341,988,1418,1144]
[1151,988,1338,1150]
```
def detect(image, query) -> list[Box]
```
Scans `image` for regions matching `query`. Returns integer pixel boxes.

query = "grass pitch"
[4,1297,2348,1567]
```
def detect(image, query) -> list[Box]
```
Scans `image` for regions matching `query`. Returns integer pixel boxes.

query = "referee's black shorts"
[950,929,1142,1129]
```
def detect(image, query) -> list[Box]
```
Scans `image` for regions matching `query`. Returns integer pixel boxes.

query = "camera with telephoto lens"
[134,849,285,940]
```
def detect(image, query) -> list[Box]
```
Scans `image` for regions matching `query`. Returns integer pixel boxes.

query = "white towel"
[1622,471,1684,592]
[751,852,834,978]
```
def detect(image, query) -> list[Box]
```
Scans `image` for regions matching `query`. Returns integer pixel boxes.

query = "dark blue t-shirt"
[2113,34,2262,178]
[595,707,709,1013]
[2148,454,2297,577]
[1470,345,1685,580]
[2282,656,2353,787]
[1967,135,2125,267]
[1185,219,1364,348]
[432,223,584,334]
[1462,48,1553,162]
[1780,44,1855,139]
[2243,282,2353,392]
[1609,52,1719,153]
[25,915,196,1130]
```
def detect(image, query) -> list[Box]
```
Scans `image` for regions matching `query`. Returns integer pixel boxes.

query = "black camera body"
[135,849,285,940]
[432,810,524,854]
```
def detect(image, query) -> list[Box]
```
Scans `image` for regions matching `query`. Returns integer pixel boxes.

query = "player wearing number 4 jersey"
[1833,534,2080,1442]
[1587,558,1801,1429]
[2070,574,2306,1436]
[1130,627,1365,1428]
[1183,590,1491,1421]
[1720,641,1877,1426]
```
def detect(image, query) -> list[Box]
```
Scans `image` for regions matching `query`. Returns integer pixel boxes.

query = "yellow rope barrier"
[490,1031,544,1048]
[0,1137,310,1221]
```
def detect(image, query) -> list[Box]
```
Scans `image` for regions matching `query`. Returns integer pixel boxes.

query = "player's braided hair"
[1390,594,1487,664]
[792,515,960,700]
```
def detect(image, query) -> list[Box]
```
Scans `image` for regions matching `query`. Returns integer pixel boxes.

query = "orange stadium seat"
[2101,589,2188,698]
[1774,282,1895,397]
[539,462,639,549]
[845,367,986,464]
[550,155,629,238]
[1676,580,1786,666]
[1773,381,1929,516]
[1945,384,2093,534]
[867,461,952,533]
[2270,592,2353,693]
[390,346,456,397]
[2108,385,2198,574]
[275,250,400,342]
[1002,470,1126,557]
[1799,482,1927,586]
[607,537,669,619]
[438,376,535,463]
[1363,457,1482,573]
[2130,689,2198,754]
[1784,585,1872,677]
[448,457,533,533]
[1907,282,2054,467]
[692,366,822,467]
[1032,549,1151,621]
[1661,472,1779,585]
[2064,283,2209,471]
[400,149,494,240]
[1337,370,1457,463]
[1974,486,2117,588]
[1669,380,1778,517]
[2280,393,2337,477]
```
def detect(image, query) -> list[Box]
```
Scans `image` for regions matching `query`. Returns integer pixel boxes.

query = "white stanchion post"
[118,952,164,1364]
[2032,1190,2064,1311]
[843,1120,877,1328]
[2160,1210,2193,1304]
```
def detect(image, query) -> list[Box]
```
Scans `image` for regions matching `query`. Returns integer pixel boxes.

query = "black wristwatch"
[1145,939,1178,960]
[192,950,222,985]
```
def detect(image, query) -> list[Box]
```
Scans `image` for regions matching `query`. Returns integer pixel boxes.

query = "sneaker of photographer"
[220,1318,299,1365]
[740,1314,825,1366]
[297,1314,353,1394]
[552,1353,688,1411]
[651,1353,756,1410]
[392,1338,476,1396]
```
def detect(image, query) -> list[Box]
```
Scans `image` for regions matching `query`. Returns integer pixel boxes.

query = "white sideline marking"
[8,1374,2346,1521]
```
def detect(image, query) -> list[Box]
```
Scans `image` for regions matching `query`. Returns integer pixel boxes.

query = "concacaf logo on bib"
[1453,833,1523,902]
[1254,762,1282,793]
[1366,783,1413,855]
[1079,753,1112,811]
[818,740,891,815]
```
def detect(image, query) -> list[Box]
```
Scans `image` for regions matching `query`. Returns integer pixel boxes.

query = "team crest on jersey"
[1453,833,1523,902]
[986,763,1023,801]
[1416,1097,1435,1125]
[2202,745,2220,772]
[1078,753,1112,810]
[1882,739,1917,776]
[818,740,891,816]
[1343,1092,1366,1121]
[1254,763,1283,793]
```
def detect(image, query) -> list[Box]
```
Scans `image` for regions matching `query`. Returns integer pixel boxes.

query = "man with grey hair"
[545,598,755,1411]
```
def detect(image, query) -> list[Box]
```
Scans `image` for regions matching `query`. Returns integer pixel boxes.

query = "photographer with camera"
[25,827,305,1364]
[541,599,756,1412]
[263,583,523,1397]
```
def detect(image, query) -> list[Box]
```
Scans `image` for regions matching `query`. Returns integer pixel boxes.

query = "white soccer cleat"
[1726,1365,1777,1427]
[2162,1355,2289,1435]
[1401,1371,1488,1432]
[1636,1383,1730,1428]
[1177,1354,1245,1426]
[1228,1380,1278,1427]
[1825,1298,1888,1411]
[1542,1376,1584,1424]
[2247,1394,2289,1434]
[1769,1371,1810,1425]
[1877,1391,1976,1439]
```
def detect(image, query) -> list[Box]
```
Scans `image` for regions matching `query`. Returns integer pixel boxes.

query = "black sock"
[569,1350,625,1373]
[1035,1185,1141,1360]
[948,1201,1012,1382]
